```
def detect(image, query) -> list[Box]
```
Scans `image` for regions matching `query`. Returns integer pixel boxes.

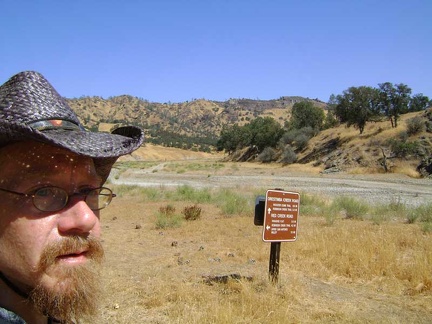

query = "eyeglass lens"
[32,187,113,212]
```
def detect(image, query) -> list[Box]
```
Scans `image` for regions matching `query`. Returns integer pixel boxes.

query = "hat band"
[28,119,84,131]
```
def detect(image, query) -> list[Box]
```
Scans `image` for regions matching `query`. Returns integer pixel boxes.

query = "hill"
[297,110,432,176]
[66,95,324,150]
[67,95,432,177]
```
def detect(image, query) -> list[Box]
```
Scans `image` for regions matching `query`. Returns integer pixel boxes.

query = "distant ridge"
[67,95,325,149]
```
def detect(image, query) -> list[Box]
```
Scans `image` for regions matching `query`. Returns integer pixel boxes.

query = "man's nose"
[57,199,100,235]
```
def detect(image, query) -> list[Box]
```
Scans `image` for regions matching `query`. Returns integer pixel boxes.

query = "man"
[0,71,144,323]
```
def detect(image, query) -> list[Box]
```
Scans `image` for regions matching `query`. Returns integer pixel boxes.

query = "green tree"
[288,101,325,131]
[216,124,249,154]
[246,117,284,152]
[323,110,339,129]
[409,93,430,112]
[378,82,412,128]
[324,94,340,129]
[335,86,380,134]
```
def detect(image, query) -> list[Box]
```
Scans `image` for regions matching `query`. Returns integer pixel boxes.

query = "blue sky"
[1,0,431,103]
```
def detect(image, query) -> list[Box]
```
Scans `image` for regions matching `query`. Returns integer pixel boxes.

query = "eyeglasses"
[0,186,116,212]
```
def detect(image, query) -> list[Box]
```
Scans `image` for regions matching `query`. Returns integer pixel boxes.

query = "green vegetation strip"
[112,184,432,232]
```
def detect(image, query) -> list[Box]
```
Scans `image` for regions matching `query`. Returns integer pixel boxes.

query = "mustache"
[37,236,104,272]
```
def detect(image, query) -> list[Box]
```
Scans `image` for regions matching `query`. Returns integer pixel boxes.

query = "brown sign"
[262,190,300,242]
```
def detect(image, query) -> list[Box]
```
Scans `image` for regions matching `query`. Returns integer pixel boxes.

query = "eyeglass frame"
[0,186,117,212]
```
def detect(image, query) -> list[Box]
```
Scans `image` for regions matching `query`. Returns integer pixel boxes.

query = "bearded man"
[0,71,144,323]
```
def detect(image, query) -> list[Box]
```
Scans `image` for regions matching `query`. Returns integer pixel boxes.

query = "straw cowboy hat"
[0,71,144,181]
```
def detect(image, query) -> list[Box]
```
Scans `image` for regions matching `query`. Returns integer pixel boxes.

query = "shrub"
[280,130,297,145]
[421,222,432,234]
[373,198,407,221]
[387,138,419,158]
[294,134,310,150]
[406,116,425,136]
[398,131,408,142]
[216,189,250,216]
[279,127,315,148]
[299,192,327,216]
[257,147,276,163]
[413,203,432,223]
[406,209,419,224]
[113,185,163,200]
[323,111,339,129]
[167,185,211,203]
[156,204,182,229]
[280,146,297,165]
[332,196,369,220]
[322,205,339,226]
[182,205,202,221]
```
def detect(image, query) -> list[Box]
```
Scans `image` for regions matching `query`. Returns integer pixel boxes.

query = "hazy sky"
[1,0,431,103]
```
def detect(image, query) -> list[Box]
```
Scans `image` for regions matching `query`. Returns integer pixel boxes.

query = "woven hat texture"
[0,71,144,180]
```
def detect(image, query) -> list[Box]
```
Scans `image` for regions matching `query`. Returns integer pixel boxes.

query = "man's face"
[0,141,105,321]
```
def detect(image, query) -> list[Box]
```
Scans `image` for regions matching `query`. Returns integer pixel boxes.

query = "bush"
[421,222,432,234]
[159,204,176,216]
[294,134,310,150]
[406,116,425,136]
[280,130,297,145]
[414,203,432,223]
[167,185,212,203]
[373,198,407,221]
[216,189,250,216]
[332,196,369,220]
[257,147,276,163]
[398,130,408,142]
[182,205,202,221]
[280,127,315,148]
[323,111,339,129]
[299,192,327,216]
[155,204,182,229]
[406,209,419,224]
[387,138,419,158]
[280,146,297,165]
[322,205,339,226]
[113,185,164,200]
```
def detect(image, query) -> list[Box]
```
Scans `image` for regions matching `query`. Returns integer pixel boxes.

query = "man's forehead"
[0,141,100,180]
[2,142,81,164]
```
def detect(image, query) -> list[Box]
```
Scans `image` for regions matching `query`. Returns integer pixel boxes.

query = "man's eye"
[81,188,96,195]
[35,188,53,197]
[34,187,63,198]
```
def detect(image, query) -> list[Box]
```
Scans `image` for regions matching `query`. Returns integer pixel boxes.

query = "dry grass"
[119,143,223,162]
[301,110,431,176]
[96,186,432,323]
[93,113,432,322]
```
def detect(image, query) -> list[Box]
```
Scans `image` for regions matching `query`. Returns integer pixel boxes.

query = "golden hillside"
[297,110,432,176]
[67,95,324,138]
[67,95,431,176]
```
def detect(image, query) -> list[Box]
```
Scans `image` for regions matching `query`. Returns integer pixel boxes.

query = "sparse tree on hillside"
[409,93,431,112]
[216,124,250,154]
[246,117,284,152]
[378,82,412,128]
[216,117,283,154]
[323,110,339,129]
[288,101,325,131]
[324,95,340,129]
[334,86,380,134]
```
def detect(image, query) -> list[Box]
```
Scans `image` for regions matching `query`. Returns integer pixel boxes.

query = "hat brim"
[0,121,144,181]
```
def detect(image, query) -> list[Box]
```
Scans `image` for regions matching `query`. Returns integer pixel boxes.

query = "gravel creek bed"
[111,167,432,207]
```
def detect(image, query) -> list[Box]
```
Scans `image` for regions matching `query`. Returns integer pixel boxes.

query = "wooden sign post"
[262,189,300,283]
